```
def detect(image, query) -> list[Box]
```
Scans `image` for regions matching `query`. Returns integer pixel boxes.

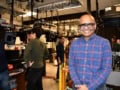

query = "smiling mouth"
[81,29,93,33]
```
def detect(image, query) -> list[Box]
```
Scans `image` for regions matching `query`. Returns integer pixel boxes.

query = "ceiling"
[0,0,120,26]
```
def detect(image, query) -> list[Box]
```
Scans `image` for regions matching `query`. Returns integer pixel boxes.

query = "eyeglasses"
[79,23,95,29]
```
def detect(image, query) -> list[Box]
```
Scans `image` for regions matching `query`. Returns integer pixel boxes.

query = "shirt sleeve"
[88,40,112,90]
[24,41,32,64]
[43,44,49,60]
[69,42,82,85]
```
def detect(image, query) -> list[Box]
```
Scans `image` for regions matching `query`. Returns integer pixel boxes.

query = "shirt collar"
[81,34,97,41]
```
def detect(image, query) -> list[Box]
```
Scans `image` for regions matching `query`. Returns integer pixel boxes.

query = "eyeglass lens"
[79,23,95,29]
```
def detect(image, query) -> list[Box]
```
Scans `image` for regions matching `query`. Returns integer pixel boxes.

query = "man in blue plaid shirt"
[69,14,112,90]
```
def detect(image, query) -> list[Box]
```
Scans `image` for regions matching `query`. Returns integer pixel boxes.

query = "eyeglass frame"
[78,23,96,29]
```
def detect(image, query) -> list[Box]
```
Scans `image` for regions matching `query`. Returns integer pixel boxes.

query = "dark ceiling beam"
[87,0,91,13]
[30,0,34,21]
[10,0,14,25]
[16,0,28,2]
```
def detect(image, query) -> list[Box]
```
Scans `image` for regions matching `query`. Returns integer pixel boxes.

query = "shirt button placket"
[83,43,88,84]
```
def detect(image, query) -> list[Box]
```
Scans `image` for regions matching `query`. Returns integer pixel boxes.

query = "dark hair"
[32,28,43,38]
[26,28,43,39]
[26,29,33,34]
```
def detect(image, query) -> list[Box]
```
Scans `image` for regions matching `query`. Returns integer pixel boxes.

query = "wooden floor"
[43,61,58,90]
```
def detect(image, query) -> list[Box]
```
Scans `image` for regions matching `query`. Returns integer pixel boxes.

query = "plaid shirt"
[69,34,112,90]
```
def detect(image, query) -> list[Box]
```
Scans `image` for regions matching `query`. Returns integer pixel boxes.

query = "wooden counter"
[9,69,26,90]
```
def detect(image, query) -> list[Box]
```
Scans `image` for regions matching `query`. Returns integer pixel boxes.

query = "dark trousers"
[56,62,64,79]
[26,67,43,90]
[0,70,10,90]
[56,63,59,79]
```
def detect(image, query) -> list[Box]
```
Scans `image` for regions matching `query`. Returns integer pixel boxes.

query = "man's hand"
[28,61,34,67]
[58,57,61,64]
[76,84,88,90]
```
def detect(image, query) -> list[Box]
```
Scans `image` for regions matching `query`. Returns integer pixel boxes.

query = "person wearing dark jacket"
[56,36,65,81]
[0,26,10,90]
[24,28,49,90]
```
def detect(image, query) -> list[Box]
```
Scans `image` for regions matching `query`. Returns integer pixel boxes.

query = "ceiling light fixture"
[58,5,81,11]
[34,0,81,11]
[19,11,37,17]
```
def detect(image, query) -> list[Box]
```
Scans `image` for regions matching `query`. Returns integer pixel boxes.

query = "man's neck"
[84,37,90,41]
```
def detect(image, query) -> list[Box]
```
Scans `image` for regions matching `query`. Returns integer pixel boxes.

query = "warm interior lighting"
[58,5,81,11]
[105,7,112,12]
[114,4,120,6]
[116,6,120,12]
[19,12,37,17]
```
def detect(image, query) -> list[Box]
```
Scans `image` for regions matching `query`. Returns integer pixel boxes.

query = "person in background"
[111,35,120,51]
[0,26,10,90]
[69,14,112,90]
[65,37,74,64]
[24,28,49,90]
[56,36,65,82]
[26,30,34,42]
[111,36,117,50]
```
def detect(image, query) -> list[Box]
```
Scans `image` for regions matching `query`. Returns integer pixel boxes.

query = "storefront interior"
[0,0,120,90]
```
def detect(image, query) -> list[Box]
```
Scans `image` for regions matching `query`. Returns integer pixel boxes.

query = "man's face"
[79,15,96,39]
[27,33,36,40]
